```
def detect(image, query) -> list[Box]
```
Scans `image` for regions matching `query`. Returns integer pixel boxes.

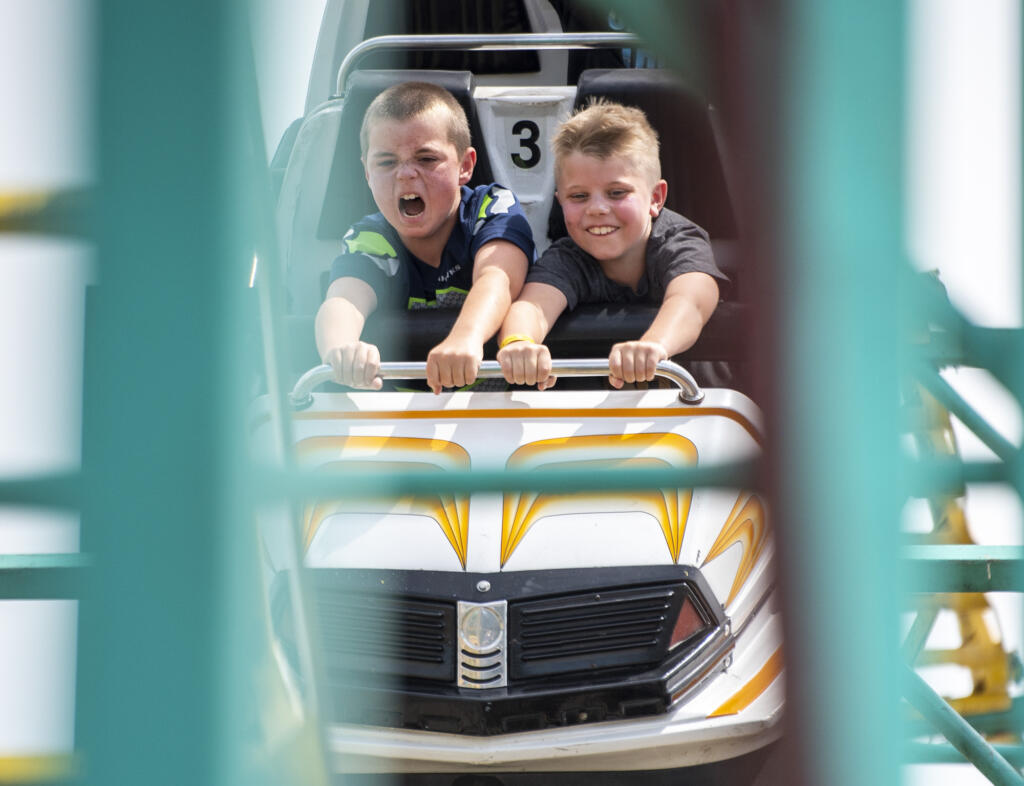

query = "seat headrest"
[572,68,737,241]
[317,69,494,240]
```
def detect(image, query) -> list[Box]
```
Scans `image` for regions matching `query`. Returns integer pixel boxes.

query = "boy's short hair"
[552,100,661,185]
[360,81,472,158]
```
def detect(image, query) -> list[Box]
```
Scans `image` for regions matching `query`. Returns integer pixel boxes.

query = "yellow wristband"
[499,334,535,349]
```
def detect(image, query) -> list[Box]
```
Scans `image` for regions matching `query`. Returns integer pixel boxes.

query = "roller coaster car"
[256,2,782,780]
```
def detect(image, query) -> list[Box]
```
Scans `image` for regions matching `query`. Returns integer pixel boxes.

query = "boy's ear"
[458,147,477,186]
[649,179,668,217]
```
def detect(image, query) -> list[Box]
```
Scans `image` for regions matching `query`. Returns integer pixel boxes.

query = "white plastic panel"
[307,513,465,571]
[474,87,577,253]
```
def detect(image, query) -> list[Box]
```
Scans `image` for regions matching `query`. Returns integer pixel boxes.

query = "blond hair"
[552,100,661,184]
[360,82,471,158]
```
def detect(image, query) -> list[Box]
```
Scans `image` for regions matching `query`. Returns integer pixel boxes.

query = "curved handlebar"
[288,359,704,409]
[337,32,641,95]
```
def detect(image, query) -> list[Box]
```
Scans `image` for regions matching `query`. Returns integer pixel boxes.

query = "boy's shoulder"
[461,184,534,260]
[342,212,405,261]
[462,183,521,225]
[650,208,711,243]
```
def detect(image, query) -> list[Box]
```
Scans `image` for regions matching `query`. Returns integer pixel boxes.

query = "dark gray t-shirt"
[527,209,727,308]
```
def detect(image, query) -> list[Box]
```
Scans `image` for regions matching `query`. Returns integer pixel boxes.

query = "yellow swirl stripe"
[708,647,783,717]
[501,433,697,565]
[702,492,768,605]
[296,436,470,567]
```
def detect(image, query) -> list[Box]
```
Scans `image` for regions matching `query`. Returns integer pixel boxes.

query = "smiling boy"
[315,82,534,393]
[497,101,727,389]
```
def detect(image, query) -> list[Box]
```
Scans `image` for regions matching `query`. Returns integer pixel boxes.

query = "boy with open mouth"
[316,81,534,393]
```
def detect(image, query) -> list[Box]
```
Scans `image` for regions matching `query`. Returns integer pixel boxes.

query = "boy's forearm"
[499,300,551,344]
[639,273,720,357]
[315,296,369,360]
[315,277,379,360]
[446,266,514,346]
[498,282,567,345]
[640,293,709,357]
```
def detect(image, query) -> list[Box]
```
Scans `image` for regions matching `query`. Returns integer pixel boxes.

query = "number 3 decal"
[511,120,541,169]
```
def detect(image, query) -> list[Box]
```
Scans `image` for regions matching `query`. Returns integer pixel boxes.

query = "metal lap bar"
[289,358,704,408]
[336,32,640,95]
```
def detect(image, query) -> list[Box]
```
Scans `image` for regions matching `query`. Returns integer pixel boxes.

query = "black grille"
[276,568,729,735]
[510,583,697,680]
[314,585,456,682]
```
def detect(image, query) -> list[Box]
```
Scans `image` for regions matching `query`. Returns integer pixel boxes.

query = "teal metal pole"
[77,2,236,784]
[217,5,329,782]
[780,1,906,784]
[262,459,760,501]
[905,742,1024,767]
[0,473,81,509]
[904,666,1024,784]
[0,554,92,600]
[903,544,1024,592]
[914,363,1020,463]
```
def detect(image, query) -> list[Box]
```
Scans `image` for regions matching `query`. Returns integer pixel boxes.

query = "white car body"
[254,383,782,774]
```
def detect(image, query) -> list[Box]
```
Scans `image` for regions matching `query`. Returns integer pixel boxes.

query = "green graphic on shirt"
[475,187,515,235]
[479,186,514,217]
[478,193,493,219]
[407,296,436,310]
[436,286,469,308]
[344,230,397,258]
[407,287,469,310]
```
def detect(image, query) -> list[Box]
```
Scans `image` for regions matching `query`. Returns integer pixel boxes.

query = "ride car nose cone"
[457,600,508,688]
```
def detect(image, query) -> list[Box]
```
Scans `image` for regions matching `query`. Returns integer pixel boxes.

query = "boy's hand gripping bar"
[289,359,704,410]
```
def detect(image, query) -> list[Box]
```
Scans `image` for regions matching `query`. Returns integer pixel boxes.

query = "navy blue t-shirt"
[329,184,534,310]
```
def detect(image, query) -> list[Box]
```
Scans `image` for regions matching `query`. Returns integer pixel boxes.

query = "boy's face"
[556,152,667,268]
[363,108,476,249]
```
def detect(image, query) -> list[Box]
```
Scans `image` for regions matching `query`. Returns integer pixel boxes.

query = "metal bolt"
[476,580,491,593]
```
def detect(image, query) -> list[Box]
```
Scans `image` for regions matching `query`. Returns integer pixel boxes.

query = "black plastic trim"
[277,565,733,735]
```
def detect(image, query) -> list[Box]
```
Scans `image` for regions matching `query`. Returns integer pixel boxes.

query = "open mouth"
[587,226,617,236]
[399,193,425,217]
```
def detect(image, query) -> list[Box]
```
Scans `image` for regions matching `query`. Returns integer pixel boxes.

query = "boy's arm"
[425,239,529,394]
[496,282,568,390]
[609,271,720,388]
[314,276,383,390]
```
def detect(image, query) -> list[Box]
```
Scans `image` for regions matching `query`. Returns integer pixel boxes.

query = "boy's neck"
[400,211,459,268]
[403,235,446,268]
[596,242,648,291]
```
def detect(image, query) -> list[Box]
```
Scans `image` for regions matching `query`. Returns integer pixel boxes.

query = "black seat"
[316,69,496,242]
[548,68,738,247]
